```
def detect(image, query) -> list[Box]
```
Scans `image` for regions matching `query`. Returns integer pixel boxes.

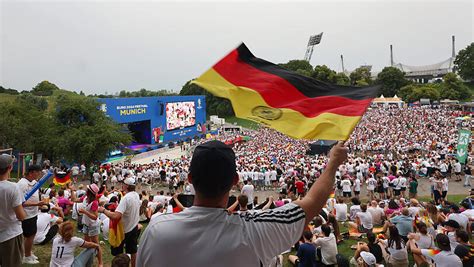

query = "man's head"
[189,141,237,199]
[360,203,368,212]
[0,154,14,177]
[401,208,409,216]
[123,177,136,192]
[443,219,460,232]
[321,224,331,237]
[359,251,376,267]
[26,164,42,181]
[238,194,248,208]
[302,230,313,242]
[435,234,451,251]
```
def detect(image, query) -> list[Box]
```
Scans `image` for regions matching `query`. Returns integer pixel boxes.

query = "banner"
[456,129,471,164]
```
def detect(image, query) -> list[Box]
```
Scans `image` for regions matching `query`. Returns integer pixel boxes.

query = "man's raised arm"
[294,142,348,225]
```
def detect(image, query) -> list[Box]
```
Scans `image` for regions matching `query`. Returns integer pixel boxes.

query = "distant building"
[372,95,404,107]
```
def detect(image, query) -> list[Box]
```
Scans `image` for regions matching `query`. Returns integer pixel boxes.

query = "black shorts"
[455,172,461,175]
[394,189,401,196]
[401,187,406,192]
[111,225,140,255]
[22,216,38,238]
[343,192,352,197]
[354,191,360,195]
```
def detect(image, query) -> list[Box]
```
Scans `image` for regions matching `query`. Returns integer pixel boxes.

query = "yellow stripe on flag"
[193,68,362,140]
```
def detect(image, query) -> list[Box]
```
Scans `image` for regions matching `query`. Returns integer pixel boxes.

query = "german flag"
[192,43,380,140]
[53,171,71,186]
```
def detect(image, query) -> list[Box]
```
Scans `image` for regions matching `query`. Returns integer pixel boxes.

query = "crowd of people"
[0,105,473,267]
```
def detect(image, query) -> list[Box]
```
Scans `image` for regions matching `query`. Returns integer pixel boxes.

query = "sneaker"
[23,256,39,264]
[31,254,38,260]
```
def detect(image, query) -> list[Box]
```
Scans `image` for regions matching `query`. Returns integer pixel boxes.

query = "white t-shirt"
[367,206,384,225]
[399,177,407,188]
[357,211,373,230]
[241,184,254,202]
[101,217,109,241]
[367,178,377,191]
[0,180,23,243]
[341,180,352,192]
[34,212,59,244]
[454,162,462,173]
[50,236,85,267]
[17,178,39,219]
[353,179,361,192]
[334,203,348,221]
[383,240,408,261]
[313,233,338,265]
[421,249,462,267]
[137,203,305,267]
[116,191,141,233]
[448,213,469,231]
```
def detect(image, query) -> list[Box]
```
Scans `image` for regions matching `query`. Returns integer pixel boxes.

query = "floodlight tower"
[304,32,323,62]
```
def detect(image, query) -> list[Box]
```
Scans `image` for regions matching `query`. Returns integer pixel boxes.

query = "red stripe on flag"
[213,49,373,118]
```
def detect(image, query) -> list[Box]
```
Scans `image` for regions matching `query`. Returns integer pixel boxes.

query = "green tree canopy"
[454,42,474,81]
[311,65,337,83]
[399,84,441,103]
[53,95,131,163]
[350,67,373,86]
[376,67,410,96]
[278,60,313,73]
[32,80,59,96]
[440,73,471,100]
[335,73,350,86]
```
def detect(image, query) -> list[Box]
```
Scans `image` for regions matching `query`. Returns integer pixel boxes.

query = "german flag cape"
[109,218,125,248]
[192,43,380,140]
[53,171,71,186]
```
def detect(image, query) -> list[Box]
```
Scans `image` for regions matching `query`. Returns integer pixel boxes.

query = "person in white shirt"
[34,205,63,245]
[334,197,348,221]
[99,177,141,267]
[398,176,407,199]
[448,205,470,231]
[136,140,348,267]
[409,233,462,267]
[49,221,100,267]
[17,164,45,264]
[0,154,27,267]
[453,159,462,182]
[366,175,377,200]
[353,177,361,198]
[348,203,373,233]
[241,179,255,209]
[367,200,385,226]
[313,224,338,266]
[341,177,352,200]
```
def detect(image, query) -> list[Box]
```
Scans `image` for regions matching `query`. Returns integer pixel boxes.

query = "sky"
[1,0,473,94]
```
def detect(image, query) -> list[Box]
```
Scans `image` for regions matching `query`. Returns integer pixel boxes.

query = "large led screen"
[166,101,196,130]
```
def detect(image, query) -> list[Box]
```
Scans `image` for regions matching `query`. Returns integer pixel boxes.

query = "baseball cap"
[443,219,460,229]
[0,154,15,169]
[87,183,99,195]
[190,140,237,198]
[360,251,376,266]
[435,233,451,251]
[124,177,135,185]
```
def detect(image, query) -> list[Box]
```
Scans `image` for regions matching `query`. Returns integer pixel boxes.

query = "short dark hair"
[0,166,9,175]
[238,195,248,207]
[321,224,331,237]
[111,254,131,267]
[190,141,237,198]
[455,229,469,243]
[27,164,42,173]
[302,230,313,241]
[351,197,361,205]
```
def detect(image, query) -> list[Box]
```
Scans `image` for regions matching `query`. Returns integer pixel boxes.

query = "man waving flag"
[192,43,380,140]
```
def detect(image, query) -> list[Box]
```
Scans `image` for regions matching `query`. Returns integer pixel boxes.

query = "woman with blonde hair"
[50,221,101,267]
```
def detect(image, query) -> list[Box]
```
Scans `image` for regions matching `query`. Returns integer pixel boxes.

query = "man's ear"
[232,174,239,186]
[188,173,192,184]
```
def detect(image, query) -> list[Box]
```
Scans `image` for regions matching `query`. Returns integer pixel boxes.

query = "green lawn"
[224,116,260,130]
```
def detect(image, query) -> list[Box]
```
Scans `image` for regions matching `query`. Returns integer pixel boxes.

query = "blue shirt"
[297,243,317,267]
[390,215,413,237]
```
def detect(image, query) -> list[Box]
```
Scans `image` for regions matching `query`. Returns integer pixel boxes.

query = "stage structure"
[304,32,323,62]
[97,96,206,145]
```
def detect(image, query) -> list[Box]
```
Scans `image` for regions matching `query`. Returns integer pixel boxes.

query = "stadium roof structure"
[392,57,455,79]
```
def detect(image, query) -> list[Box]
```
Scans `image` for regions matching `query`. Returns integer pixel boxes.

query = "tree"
[180,80,234,117]
[440,73,471,100]
[17,94,49,111]
[32,81,59,96]
[454,42,474,81]
[335,73,350,86]
[350,67,373,86]
[311,65,337,83]
[399,84,440,103]
[278,60,313,73]
[376,67,410,96]
[53,95,131,163]
[0,86,19,95]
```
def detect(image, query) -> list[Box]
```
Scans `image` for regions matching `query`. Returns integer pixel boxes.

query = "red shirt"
[295,181,305,193]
